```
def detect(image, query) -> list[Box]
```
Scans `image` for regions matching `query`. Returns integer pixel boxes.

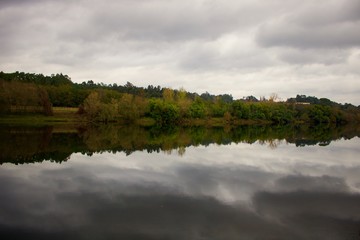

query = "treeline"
[1,71,360,125]
[0,71,232,108]
[0,79,53,115]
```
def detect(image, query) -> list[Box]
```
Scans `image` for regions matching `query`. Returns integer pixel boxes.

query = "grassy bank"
[179,118,272,127]
[0,107,345,128]
[0,110,273,128]
[0,107,84,126]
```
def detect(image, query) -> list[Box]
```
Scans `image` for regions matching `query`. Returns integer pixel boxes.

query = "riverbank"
[0,107,84,126]
[0,114,274,128]
[0,107,353,128]
[0,107,273,127]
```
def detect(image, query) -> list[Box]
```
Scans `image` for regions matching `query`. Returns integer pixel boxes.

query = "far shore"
[0,106,329,128]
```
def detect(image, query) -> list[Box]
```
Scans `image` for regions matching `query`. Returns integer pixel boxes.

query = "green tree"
[176,87,191,118]
[0,80,52,115]
[83,91,121,122]
[83,91,102,121]
[309,105,331,123]
[148,99,180,126]
[268,104,293,124]
[231,101,250,119]
[189,98,207,118]
[162,88,174,102]
[37,87,53,116]
[249,103,268,120]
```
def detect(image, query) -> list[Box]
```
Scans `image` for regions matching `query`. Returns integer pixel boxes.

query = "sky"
[0,0,360,104]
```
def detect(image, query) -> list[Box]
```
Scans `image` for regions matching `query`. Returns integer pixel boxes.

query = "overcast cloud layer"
[0,0,359,104]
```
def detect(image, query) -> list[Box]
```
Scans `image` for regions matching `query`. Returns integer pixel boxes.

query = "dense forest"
[1,71,360,126]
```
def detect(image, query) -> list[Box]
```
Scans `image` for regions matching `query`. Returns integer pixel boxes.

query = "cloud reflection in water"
[0,138,360,239]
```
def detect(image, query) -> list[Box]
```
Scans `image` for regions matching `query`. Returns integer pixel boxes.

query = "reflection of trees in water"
[1,123,360,164]
[178,146,186,156]
[258,139,283,149]
[0,126,52,163]
[0,126,85,164]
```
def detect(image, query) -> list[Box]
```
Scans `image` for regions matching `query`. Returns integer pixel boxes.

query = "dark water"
[1,124,360,239]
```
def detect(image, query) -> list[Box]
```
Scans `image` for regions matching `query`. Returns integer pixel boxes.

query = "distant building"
[295,102,311,105]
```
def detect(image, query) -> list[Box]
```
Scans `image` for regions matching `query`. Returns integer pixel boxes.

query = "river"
[0,124,359,239]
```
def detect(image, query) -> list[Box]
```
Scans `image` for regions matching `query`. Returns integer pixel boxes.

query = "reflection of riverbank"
[1,123,360,164]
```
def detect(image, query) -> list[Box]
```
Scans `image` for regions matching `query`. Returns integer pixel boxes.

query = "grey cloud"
[0,193,290,240]
[0,1,75,57]
[176,164,278,201]
[178,39,275,71]
[1,163,360,239]
[0,0,40,8]
[56,0,284,44]
[254,191,360,220]
[257,21,360,49]
[179,48,273,71]
[256,0,360,49]
[275,174,350,192]
[1,0,360,105]
[341,0,360,21]
[293,0,360,25]
[253,191,360,239]
[59,1,235,43]
[0,167,291,240]
[278,48,350,65]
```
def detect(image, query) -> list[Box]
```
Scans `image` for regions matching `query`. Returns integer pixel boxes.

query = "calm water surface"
[1,125,360,239]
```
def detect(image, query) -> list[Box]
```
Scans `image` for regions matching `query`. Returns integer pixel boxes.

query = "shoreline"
[1,107,356,128]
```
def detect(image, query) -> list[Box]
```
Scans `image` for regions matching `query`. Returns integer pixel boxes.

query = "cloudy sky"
[0,0,360,104]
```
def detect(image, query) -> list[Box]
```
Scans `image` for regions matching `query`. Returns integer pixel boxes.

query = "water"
[0,125,360,239]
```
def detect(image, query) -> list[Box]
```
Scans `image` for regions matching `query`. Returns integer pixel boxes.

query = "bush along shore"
[1,71,360,127]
